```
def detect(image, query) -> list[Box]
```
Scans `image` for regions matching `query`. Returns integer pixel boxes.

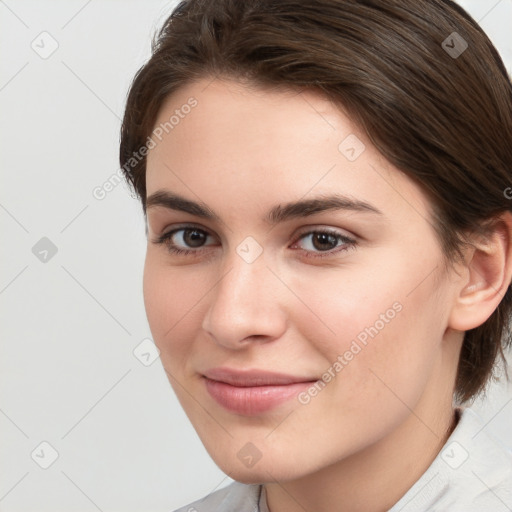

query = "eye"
[290,229,356,258]
[153,225,357,260]
[154,226,217,256]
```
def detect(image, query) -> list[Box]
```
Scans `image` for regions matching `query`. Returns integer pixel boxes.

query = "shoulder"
[450,407,512,508]
[172,481,262,512]
[391,407,512,512]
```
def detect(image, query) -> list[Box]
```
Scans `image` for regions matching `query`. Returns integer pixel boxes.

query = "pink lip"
[203,368,317,415]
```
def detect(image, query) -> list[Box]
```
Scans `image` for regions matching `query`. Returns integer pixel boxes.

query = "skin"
[143,77,512,512]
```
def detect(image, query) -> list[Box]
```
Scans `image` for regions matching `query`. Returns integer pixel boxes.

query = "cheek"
[142,253,207,364]
[289,261,447,405]
[283,263,402,357]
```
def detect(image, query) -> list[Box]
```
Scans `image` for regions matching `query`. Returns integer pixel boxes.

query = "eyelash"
[154,225,357,260]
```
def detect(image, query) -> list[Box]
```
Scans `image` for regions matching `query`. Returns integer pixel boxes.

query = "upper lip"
[203,367,317,387]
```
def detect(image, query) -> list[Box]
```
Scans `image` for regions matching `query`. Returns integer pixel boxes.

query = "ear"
[448,212,512,332]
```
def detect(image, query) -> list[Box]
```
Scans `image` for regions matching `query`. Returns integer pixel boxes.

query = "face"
[143,77,462,482]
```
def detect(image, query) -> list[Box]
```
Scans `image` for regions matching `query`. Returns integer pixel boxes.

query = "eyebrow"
[146,190,383,224]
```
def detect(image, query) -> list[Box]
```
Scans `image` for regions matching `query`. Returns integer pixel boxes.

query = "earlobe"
[448,213,512,332]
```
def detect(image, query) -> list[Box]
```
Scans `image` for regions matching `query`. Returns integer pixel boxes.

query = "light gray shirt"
[173,407,512,511]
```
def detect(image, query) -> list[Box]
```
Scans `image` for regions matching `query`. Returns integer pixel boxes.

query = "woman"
[119,0,512,510]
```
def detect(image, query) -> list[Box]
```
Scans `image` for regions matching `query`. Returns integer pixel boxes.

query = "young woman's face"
[144,78,463,482]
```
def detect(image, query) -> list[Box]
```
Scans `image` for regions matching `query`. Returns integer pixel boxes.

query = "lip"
[202,368,317,415]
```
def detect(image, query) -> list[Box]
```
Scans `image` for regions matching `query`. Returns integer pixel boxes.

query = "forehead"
[145,77,432,226]
[150,78,353,161]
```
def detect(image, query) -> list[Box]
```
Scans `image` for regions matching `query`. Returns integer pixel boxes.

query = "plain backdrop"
[1,1,511,511]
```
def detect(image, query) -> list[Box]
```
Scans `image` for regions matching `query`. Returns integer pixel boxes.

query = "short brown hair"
[119,0,512,403]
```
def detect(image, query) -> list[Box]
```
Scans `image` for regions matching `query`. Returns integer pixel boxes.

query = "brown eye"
[292,229,357,259]
[155,226,217,256]
[182,229,208,248]
[311,232,339,251]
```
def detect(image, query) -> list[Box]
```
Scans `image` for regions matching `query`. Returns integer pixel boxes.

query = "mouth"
[202,368,317,415]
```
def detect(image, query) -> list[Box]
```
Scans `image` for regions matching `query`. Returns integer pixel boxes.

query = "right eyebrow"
[146,190,221,221]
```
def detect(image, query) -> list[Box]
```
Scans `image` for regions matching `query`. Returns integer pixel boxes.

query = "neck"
[264,392,458,512]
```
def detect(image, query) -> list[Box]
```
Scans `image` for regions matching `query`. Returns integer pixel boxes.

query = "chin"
[208,447,314,484]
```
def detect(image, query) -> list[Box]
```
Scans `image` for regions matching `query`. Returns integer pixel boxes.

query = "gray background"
[1,1,511,510]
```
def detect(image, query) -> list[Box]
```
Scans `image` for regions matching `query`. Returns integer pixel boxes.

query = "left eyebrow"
[266,194,384,224]
[145,190,384,224]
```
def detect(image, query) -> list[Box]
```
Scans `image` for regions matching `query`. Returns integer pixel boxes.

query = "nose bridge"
[225,253,266,305]
[202,240,286,347]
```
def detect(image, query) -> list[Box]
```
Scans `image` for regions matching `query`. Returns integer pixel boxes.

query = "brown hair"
[119,0,512,403]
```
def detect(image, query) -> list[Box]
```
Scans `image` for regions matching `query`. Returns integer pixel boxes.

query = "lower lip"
[204,378,313,415]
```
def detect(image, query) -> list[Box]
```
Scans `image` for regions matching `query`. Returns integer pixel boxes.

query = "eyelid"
[153,222,216,240]
[292,224,355,240]
[153,225,218,248]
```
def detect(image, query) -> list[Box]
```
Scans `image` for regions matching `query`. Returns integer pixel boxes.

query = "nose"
[201,246,288,350]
